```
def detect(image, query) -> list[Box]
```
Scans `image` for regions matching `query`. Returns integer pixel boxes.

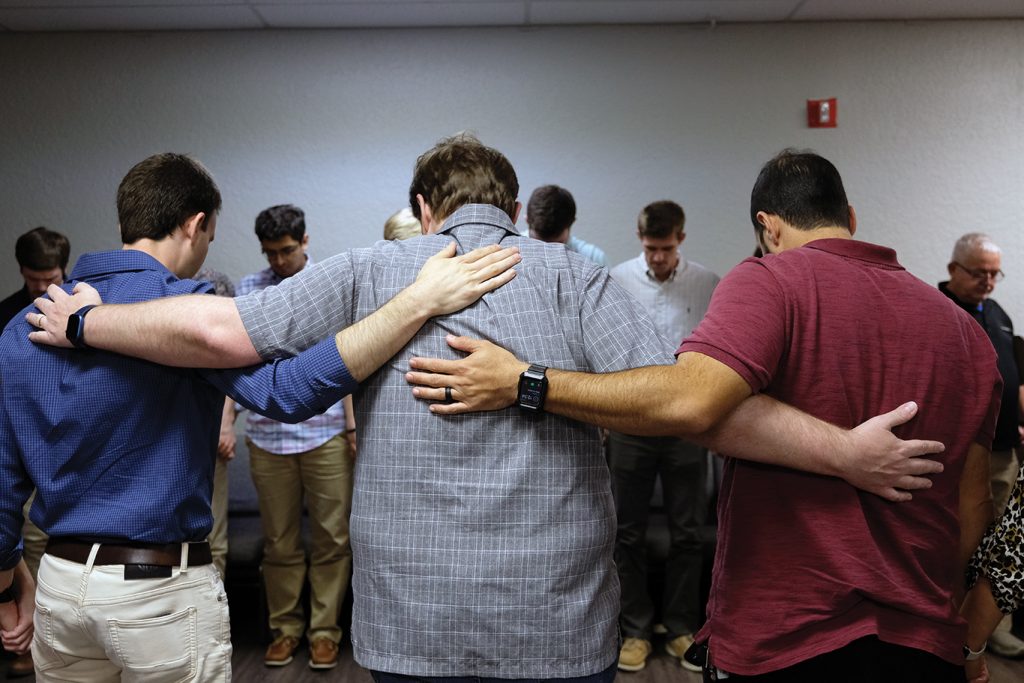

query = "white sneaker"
[989,619,1024,658]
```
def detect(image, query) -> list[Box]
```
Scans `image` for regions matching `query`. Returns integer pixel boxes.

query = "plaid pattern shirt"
[235,205,673,677]
[237,260,346,454]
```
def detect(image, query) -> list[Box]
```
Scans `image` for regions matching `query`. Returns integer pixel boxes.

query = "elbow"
[666,398,718,440]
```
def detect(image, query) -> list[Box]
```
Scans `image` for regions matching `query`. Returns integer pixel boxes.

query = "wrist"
[401,280,440,320]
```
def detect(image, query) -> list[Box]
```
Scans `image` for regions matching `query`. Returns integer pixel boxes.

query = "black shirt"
[940,281,1020,450]
[0,285,32,330]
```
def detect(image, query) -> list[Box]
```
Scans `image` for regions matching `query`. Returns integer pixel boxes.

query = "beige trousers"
[208,457,229,579]
[248,434,354,643]
[21,492,48,580]
[32,551,231,682]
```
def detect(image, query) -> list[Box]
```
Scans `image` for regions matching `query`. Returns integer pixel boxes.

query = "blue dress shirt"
[0,250,356,569]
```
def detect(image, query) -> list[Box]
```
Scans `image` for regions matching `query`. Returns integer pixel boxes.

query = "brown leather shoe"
[264,634,300,667]
[8,652,34,678]
[309,637,339,670]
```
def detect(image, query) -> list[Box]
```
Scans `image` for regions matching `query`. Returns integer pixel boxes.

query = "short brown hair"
[638,201,685,239]
[409,134,518,223]
[117,153,221,244]
[15,226,70,271]
[526,185,576,240]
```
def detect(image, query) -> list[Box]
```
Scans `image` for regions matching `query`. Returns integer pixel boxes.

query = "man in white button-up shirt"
[608,200,719,673]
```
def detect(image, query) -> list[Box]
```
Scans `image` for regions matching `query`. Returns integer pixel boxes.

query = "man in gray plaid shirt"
[29,135,945,683]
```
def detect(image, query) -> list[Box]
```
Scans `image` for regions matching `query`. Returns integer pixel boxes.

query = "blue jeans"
[370,661,618,683]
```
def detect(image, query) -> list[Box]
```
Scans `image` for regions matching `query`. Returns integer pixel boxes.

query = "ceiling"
[0,0,1022,33]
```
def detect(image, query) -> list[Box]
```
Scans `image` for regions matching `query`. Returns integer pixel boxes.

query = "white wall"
[2,21,1023,320]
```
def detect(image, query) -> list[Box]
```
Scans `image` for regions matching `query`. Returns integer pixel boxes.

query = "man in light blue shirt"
[526,185,608,267]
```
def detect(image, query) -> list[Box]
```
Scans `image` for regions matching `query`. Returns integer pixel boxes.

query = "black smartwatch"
[65,304,98,349]
[517,364,548,413]
[0,585,14,604]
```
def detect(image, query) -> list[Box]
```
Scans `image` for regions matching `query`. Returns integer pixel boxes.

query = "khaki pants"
[22,492,48,580]
[32,552,231,682]
[248,434,354,643]
[208,457,229,579]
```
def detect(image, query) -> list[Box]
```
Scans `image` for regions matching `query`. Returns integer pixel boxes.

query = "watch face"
[520,377,545,409]
[66,314,83,345]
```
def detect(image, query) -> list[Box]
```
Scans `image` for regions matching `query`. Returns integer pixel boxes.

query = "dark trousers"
[702,636,963,682]
[370,660,618,683]
[608,432,707,639]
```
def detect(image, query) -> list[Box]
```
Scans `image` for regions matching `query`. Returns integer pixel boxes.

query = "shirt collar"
[644,251,687,283]
[800,238,902,270]
[70,249,176,281]
[437,204,521,238]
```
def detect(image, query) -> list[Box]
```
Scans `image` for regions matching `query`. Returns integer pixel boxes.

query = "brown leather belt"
[45,539,212,568]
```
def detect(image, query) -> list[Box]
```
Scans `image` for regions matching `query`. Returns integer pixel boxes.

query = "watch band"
[963,642,986,661]
[517,364,548,413]
[0,585,14,604]
[65,304,98,349]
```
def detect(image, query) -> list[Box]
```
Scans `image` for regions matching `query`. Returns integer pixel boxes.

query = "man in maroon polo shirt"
[405,149,1000,682]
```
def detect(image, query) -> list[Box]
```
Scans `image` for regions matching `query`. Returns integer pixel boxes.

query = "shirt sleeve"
[200,336,357,424]
[576,260,676,371]
[0,389,30,570]
[966,465,1024,613]
[678,258,788,393]
[234,252,359,360]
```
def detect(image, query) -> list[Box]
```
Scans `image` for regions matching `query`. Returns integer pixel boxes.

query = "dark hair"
[15,226,70,271]
[255,204,306,242]
[409,134,518,222]
[637,201,685,239]
[117,153,222,244]
[526,185,576,240]
[749,149,850,237]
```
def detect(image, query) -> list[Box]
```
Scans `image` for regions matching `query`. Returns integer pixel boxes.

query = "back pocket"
[108,606,197,682]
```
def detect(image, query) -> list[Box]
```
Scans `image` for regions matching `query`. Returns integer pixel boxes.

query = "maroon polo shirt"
[680,238,1001,675]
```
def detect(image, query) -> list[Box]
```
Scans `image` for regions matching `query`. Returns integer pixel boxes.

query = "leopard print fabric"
[967,465,1024,614]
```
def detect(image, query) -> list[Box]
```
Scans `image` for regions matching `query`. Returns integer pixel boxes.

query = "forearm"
[85,296,259,367]
[335,285,437,383]
[343,395,356,432]
[546,354,749,438]
[959,444,995,581]
[204,337,356,423]
[701,395,847,475]
[961,578,1004,650]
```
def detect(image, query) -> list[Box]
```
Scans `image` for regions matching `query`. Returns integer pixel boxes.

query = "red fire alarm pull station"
[807,98,837,128]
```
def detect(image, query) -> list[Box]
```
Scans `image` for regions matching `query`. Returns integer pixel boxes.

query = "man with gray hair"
[940,231,1024,658]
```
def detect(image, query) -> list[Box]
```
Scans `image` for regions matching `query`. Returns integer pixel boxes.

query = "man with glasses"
[233,204,355,670]
[941,232,1024,659]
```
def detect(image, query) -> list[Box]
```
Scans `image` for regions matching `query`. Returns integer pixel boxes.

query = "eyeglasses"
[953,262,1004,282]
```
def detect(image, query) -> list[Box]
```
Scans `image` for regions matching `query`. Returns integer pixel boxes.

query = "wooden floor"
[4,606,1024,682]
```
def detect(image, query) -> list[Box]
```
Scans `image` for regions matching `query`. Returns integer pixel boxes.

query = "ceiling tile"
[0,6,263,31]
[0,0,247,6]
[794,0,1024,21]
[530,0,800,24]
[254,1,525,28]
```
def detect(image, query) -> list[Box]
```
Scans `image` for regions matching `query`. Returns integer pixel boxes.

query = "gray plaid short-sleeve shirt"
[236,204,674,677]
